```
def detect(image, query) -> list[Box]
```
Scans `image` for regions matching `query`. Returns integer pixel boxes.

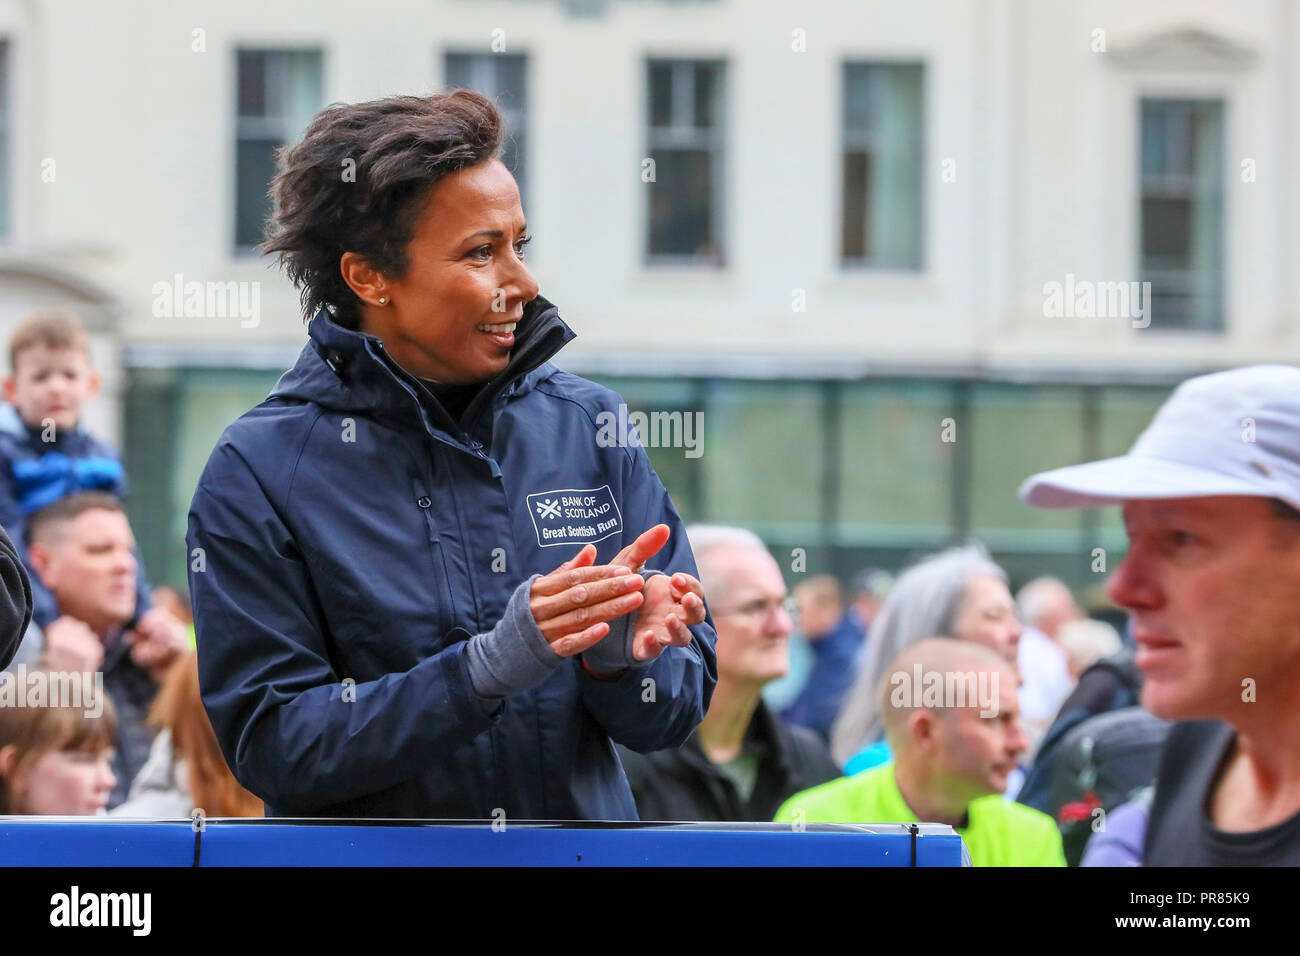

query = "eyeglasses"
[711,596,798,621]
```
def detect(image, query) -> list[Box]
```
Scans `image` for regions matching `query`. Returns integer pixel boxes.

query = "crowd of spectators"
[0,310,257,819]
[0,307,1294,867]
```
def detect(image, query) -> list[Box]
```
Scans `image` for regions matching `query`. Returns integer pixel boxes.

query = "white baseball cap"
[1019,365,1300,512]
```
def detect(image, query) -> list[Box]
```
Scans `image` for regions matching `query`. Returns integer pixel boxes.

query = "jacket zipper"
[363,339,490,463]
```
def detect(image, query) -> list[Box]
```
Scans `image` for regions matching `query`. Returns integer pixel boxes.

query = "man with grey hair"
[1016,577,1081,752]
[618,525,839,821]
[1020,365,1300,865]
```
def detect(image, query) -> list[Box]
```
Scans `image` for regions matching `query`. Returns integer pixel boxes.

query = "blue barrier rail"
[0,819,966,866]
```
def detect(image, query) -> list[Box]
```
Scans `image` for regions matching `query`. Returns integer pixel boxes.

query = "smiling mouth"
[475,321,517,334]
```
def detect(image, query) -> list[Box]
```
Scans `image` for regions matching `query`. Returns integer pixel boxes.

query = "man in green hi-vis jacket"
[776,638,1065,867]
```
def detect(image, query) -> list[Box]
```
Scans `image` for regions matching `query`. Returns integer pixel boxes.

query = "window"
[140,366,1168,600]
[445,53,528,200]
[645,59,726,264]
[235,49,323,250]
[124,367,283,590]
[701,381,824,540]
[841,63,924,268]
[837,380,954,545]
[1138,98,1225,331]
[589,376,704,523]
[969,384,1088,549]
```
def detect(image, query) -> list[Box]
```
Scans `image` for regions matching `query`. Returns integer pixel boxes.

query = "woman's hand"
[630,572,707,662]
[608,524,706,660]
[609,524,671,573]
[530,544,645,657]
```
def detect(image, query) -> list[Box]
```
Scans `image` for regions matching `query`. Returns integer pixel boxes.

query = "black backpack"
[1047,706,1170,866]
[1019,648,1145,813]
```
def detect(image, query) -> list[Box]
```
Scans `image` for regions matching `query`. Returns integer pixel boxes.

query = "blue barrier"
[0,820,195,866]
[0,818,966,866]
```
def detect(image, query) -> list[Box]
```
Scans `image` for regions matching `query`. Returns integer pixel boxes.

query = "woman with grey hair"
[829,543,1022,772]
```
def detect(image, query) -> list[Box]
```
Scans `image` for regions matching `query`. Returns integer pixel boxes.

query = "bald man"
[776,638,1064,866]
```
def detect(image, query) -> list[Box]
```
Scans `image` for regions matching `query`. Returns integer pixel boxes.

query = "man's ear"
[0,744,20,783]
[908,709,939,751]
[2,375,17,406]
[85,370,101,401]
[27,541,54,585]
[0,743,27,811]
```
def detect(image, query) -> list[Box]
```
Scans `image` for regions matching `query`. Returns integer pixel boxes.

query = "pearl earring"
[378,297,387,304]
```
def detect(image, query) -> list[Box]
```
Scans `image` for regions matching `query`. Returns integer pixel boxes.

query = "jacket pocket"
[414,485,459,645]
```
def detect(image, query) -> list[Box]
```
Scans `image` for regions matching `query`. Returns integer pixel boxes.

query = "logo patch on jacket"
[527,485,623,548]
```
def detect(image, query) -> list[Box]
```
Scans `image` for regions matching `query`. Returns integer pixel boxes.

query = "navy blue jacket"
[187,296,717,819]
[781,611,865,742]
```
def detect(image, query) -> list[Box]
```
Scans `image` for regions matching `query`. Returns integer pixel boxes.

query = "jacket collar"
[680,698,795,780]
[272,294,574,441]
[874,763,973,832]
[0,402,87,447]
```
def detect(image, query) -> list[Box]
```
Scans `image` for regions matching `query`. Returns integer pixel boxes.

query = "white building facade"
[0,0,1294,594]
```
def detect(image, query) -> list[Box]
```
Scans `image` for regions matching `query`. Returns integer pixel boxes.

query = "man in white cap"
[1019,365,1300,865]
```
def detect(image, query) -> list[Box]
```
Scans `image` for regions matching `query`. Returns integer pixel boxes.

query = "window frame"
[1136,96,1227,333]
[231,46,324,256]
[443,51,530,200]
[839,60,926,271]
[642,57,728,267]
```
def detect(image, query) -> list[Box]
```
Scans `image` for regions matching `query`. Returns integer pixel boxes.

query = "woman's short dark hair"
[262,89,504,330]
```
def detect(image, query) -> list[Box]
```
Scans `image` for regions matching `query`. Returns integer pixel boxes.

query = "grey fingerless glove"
[579,569,665,678]
[465,574,560,712]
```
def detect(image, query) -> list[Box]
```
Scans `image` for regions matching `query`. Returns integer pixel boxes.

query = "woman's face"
[15,746,116,815]
[951,574,1023,662]
[361,158,539,385]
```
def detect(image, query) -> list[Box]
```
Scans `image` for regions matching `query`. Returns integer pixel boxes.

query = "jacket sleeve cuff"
[580,569,663,678]
[465,573,562,703]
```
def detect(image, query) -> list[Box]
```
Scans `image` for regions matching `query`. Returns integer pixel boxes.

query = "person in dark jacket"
[620,526,838,821]
[1017,648,1143,813]
[781,575,864,742]
[187,89,716,820]
[0,521,31,670]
